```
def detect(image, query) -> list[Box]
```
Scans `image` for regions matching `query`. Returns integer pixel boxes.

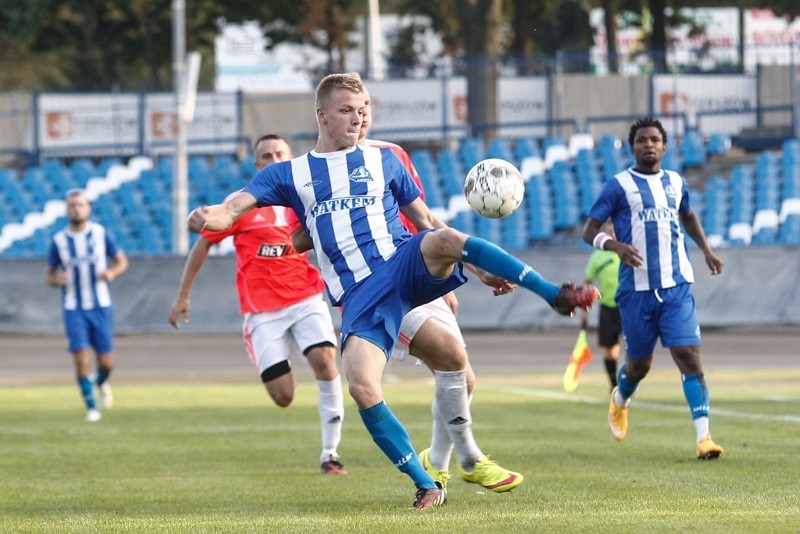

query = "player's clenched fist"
[187,206,211,233]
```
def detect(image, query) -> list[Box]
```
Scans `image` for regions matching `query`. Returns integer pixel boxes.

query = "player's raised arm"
[399,197,447,231]
[187,191,257,233]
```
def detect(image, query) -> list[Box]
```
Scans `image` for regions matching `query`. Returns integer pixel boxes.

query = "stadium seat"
[519,156,545,181]
[98,157,123,176]
[681,130,706,166]
[486,138,514,163]
[663,137,683,172]
[543,143,569,170]
[459,138,485,170]
[542,135,565,152]
[701,177,729,243]
[779,213,800,245]
[567,133,595,159]
[514,137,540,160]
[501,204,528,251]
[727,222,752,246]
[525,177,554,240]
[752,209,779,245]
[707,133,732,156]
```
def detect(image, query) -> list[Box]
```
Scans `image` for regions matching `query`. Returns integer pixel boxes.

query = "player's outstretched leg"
[460,236,599,315]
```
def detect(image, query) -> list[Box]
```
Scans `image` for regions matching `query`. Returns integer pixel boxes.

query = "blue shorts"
[63,307,115,354]
[616,283,700,359]
[340,230,467,359]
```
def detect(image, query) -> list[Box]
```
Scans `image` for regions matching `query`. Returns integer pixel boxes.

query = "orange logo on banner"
[454,96,467,122]
[46,112,75,139]
[660,93,690,115]
[151,111,178,138]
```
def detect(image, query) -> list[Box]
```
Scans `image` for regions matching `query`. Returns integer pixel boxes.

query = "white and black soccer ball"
[463,158,525,219]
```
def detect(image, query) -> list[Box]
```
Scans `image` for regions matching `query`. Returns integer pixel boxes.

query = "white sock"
[428,394,455,471]
[694,416,710,442]
[434,369,483,470]
[317,376,344,464]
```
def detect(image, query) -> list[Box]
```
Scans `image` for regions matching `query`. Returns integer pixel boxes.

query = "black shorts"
[598,304,622,348]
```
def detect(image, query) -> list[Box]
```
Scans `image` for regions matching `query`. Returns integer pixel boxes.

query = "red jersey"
[201,202,325,314]
[364,138,425,234]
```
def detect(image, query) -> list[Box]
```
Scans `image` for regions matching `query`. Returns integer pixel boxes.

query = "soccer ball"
[464,158,525,219]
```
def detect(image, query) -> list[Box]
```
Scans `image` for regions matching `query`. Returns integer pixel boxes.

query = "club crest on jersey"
[348,166,372,182]
[664,183,678,199]
[257,244,288,257]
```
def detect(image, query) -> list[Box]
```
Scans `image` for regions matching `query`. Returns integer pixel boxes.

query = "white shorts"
[391,296,465,362]
[243,294,337,376]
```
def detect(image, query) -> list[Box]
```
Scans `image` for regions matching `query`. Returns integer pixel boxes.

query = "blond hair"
[315,74,364,109]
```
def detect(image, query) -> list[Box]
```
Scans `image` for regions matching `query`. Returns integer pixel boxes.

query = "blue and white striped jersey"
[244,144,421,306]
[48,222,121,310]
[587,167,694,292]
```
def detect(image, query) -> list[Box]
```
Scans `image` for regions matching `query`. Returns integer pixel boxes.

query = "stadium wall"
[2,246,798,335]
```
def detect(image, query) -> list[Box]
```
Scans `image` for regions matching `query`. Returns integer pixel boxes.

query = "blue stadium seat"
[501,204,529,251]
[783,165,800,199]
[459,138,485,170]
[542,135,565,153]
[663,137,683,172]
[707,133,732,156]
[98,157,123,176]
[239,157,258,178]
[486,138,514,163]
[701,177,729,240]
[449,210,475,235]
[681,130,706,166]
[213,154,236,170]
[474,213,501,243]
[514,137,540,160]
[525,176,554,240]
[780,214,800,244]
[548,162,579,230]
[729,165,754,226]
[22,167,54,208]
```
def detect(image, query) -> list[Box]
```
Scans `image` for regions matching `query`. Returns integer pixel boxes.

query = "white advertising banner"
[36,92,240,156]
[652,75,757,134]
[38,94,140,154]
[144,93,239,154]
[366,77,548,141]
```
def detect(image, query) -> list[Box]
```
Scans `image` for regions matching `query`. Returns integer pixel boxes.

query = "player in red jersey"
[168,135,346,475]
[290,82,523,492]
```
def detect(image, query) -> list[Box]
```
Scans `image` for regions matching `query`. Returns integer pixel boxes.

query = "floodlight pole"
[172,0,189,255]
[367,0,384,80]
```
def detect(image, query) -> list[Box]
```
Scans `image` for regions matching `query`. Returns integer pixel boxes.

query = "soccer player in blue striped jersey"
[189,74,599,509]
[583,117,726,460]
[46,189,128,423]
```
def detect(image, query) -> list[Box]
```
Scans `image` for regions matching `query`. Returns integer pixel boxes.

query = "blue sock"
[616,363,639,400]
[681,372,710,419]
[359,401,436,489]
[95,370,110,386]
[77,375,96,409]
[462,236,559,304]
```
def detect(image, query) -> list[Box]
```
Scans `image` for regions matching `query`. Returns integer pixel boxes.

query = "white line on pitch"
[491,385,800,424]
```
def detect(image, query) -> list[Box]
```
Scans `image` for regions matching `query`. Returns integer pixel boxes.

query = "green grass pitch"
[1,368,798,532]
